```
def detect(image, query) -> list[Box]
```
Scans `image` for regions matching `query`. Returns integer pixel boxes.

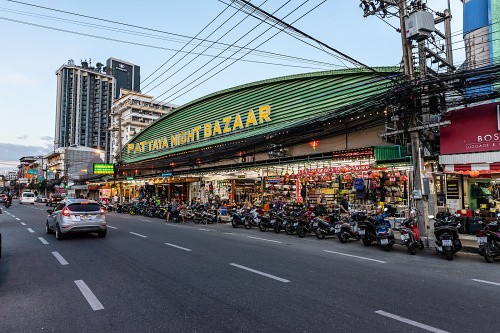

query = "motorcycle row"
[103,200,500,263]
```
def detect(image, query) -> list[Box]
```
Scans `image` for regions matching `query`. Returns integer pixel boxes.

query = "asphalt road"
[1,202,499,333]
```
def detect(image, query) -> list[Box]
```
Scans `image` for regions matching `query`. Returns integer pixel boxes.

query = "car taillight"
[62,208,71,217]
[100,208,105,215]
[477,230,486,237]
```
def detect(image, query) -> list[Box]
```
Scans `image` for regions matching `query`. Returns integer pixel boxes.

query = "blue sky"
[0,0,464,171]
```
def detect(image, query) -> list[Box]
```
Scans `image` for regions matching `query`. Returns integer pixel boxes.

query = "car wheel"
[46,221,53,234]
[55,224,64,240]
[98,229,107,238]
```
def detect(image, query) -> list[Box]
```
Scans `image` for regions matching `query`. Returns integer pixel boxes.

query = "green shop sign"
[93,163,115,175]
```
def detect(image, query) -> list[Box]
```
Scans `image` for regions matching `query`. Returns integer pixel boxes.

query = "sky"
[0,0,464,172]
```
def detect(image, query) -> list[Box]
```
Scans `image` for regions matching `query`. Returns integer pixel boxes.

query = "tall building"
[106,58,141,99]
[54,59,115,162]
[109,89,176,163]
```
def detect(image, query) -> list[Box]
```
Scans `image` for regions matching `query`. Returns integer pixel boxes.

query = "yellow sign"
[127,105,271,154]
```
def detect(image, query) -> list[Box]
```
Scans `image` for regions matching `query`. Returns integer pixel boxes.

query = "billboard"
[93,163,114,175]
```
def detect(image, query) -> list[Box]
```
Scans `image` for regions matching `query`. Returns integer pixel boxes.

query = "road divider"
[375,310,449,333]
[74,280,104,311]
[52,251,69,265]
[38,237,49,245]
[129,232,147,238]
[230,263,290,283]
[165,242,192,252]
[324,250,386,264]
[472,279,500,287]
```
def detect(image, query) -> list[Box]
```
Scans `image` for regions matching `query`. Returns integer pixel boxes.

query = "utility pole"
[360,0,455,244]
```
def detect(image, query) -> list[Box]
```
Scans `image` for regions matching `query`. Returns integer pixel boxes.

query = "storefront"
[440,102,500,215]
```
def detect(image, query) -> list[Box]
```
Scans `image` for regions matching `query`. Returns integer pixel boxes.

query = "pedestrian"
[340,194,349,215]
[316,193,327,218]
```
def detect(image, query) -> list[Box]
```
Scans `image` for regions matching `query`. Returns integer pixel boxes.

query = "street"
[1,203,499,333]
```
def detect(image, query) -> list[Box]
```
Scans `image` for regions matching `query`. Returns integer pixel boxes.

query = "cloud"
[40,136,54,142]
[0,143,47,168]
[17,135,29,140]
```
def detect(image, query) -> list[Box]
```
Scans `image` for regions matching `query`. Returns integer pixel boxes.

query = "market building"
[115,68,416,215]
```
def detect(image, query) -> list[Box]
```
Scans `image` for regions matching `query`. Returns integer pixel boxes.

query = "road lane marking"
[248,236,282,244]
[165,243,192,252]
[52,251,69,265]
[16,218,20,220]
[38,237,49,245]
[20,222,26,225]
[74,280,104,311]
[107,225,117,229]
[140,219,153,223]
[230,263,290,283]
[324,250,386,263]
[375,310,449,333]
[198,228,211,231]
[472,279,500,287]
[129,232,147,238]
[224,232,235,235]
[27,228,35,233]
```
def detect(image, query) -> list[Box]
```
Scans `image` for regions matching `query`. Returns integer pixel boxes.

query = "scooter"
[375,213,395,251]
[258,209,278,232]
[358,217,377,246]
[231,208,251,229]
[430,214,462,261]
[337,211,365,243]
[399,217,425,255]
[476,218,500,263]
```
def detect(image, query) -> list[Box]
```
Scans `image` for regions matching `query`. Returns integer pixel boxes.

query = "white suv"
[19,192,35,205]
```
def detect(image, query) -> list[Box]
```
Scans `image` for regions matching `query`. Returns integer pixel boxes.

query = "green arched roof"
[122,67,400,164]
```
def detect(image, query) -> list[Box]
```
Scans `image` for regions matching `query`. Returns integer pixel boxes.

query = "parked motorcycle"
[430,214,462,261]
[258,209,278,232]
[476,219,500,263]
[358,216,377,246]
[374,213,395,251]
[337,211,364,243]
[313,216,340,239]
[231,208,251,229]
[398,217,425,255]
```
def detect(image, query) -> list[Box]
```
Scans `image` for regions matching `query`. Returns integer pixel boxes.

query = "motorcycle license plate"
[313,222,318,227]
[477,236,487,244]
[442,239,452,247]
[335,226,341,232]
[400,234,410,241]
[358,229,365,236]
[380,238,389,245]
[293,223,298,227]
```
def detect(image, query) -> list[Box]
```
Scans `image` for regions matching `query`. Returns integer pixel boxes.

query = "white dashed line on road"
[198,228,211,231]
[129,232,147,238]
[74,280,104,311]
[230,263,290,283]
[38,237,49,245]
[224,232,235,235]
[165,242,192,252]
[52,251,69,265]
[472,279,500,287]
[16,218,20,221]
[324,250,386,264]
[107,225,117,229]
[21,222,26,225]
[375,310,449,333]
[247,236,283,244]
[27,228,35,233]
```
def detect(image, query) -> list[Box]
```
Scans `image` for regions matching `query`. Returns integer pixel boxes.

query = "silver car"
[46,199,107,240]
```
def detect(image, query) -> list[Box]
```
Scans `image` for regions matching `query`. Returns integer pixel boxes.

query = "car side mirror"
[47,209,53,214]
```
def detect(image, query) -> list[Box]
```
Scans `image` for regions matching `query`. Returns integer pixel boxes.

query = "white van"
[20,192,35,205]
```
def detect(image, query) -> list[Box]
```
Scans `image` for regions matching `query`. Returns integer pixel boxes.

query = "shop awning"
[444,163,500,174]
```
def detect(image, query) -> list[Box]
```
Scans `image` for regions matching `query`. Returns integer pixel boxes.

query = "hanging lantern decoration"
[309,140,320,151]
[400,175,408,182]
[344,174,352,181]
[340,167,347,174]
[469,170,480,178]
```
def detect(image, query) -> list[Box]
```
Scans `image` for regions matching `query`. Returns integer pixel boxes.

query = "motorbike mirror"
[428,215,435,219]
[383,208,388,212]
[497,213,500,218]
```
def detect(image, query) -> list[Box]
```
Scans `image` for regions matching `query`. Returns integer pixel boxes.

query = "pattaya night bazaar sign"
[127,105,271,154]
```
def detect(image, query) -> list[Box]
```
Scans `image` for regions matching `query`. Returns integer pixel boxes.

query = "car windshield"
[67,203,100,212]
[23,193,35,197]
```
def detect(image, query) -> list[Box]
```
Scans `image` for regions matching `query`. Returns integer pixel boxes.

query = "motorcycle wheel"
[274,225,280,234]
[314,228,325,240]
[338,232,348,243]
[258,222,266,232]
[231,220,238,228]
[297,226,305,238]
[362,238,371,246]
[407,243,416,255]
[445,250,454,261]
[244,220,251,229]
[418,240,425,250]
[484,246,494,263]
[285,223,293,235]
